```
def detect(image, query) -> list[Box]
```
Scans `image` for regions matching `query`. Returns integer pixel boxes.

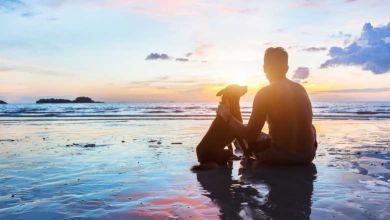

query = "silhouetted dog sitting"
[192,85,249,171]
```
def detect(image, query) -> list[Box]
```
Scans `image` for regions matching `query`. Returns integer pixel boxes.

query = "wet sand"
[0,119,389,219]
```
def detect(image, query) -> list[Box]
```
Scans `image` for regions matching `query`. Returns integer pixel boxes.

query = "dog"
[192,84,250,171]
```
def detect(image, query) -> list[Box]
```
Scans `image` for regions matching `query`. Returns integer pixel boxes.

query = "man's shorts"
[250,132,317,165]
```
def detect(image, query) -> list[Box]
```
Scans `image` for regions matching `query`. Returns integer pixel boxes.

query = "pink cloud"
[49,0,255,17]
[192,43,212,56]
[101,0,198,16]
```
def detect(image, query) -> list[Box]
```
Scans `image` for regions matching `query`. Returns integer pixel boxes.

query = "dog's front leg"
[228,142,242,160]
[235,139,255,161]
[233,139,242,153]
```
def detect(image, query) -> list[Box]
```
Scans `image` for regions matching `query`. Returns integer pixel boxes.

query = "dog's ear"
[216,88,225,96]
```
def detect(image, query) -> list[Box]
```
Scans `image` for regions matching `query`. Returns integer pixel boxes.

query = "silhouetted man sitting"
[217,47,317,165]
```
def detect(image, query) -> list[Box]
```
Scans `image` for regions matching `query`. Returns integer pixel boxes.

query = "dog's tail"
[191,162,219,171]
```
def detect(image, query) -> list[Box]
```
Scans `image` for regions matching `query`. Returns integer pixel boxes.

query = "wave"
[0,114,389,121]
[143,110,169,113]
[1,102,390,121]
[326,111,390,114]
[356,111,389,115]
[143,106,176,110]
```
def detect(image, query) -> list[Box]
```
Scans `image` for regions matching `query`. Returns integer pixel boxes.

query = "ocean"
[1,101,390,120]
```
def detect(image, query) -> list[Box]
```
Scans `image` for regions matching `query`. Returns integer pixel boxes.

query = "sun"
[229,74,249,86]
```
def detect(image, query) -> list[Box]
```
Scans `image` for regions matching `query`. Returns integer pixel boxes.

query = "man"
[217,47,317,165]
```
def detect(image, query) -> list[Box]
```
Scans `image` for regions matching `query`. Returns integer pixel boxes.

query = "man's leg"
[251,133,315,165]
[249,130,319,165]
[249,132,272,154]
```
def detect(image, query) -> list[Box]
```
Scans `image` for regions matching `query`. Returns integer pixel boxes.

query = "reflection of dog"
[192,85,248,170]
[195,168,261,219]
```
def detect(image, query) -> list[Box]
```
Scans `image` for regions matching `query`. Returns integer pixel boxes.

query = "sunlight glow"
[228,74,249,86]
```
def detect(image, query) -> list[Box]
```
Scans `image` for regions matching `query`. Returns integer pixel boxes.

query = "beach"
[0,102,389,219]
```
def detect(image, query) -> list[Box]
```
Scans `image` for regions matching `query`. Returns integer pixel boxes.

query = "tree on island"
[36,96,103,104]
[73,97,95,103]
[36,98,72,104]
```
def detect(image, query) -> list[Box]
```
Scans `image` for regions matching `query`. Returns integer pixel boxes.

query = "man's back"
[261,79,315,152]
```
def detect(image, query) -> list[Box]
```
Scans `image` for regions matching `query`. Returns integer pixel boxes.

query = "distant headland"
[0,100,7,104]
[36,97,103,104]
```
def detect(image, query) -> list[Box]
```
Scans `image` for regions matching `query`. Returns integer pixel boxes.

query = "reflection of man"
[241,164,317,219]
[218,47,317,164]
[196,165,317,219]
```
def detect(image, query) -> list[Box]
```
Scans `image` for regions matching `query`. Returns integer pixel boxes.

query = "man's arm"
[217,89,267,144]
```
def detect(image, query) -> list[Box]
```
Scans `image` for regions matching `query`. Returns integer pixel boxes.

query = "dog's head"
[216,84,247,104]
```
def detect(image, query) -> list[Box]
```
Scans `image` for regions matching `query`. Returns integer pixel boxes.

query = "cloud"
[145,52,203,63]
[0,0,36,17]
[20,11,35,17]
[296,0,323,8]
[330,31,352,39]
[0,0,25,12]
[175,58,189,62]
[127,76,170,86]
[0,56,74,76]
[126,75,202,89]
[316,87,390,93]
[292,67,310,82]
[45,0,255,18]
[178,44,212,63]
[301,47,327,52]
[191,44,212,57]
[145,53,171,61]
[321,22,390,74]
[330,31,353,45]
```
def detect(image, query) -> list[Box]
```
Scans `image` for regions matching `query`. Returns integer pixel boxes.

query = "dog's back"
[196,115,235,164]
[194,85,247,168]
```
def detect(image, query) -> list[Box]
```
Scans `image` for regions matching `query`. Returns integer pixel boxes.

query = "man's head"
[263,47,289,82]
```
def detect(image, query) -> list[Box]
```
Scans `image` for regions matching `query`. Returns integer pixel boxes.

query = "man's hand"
[217,102,231,122]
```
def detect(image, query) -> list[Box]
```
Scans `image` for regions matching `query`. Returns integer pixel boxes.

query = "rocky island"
[0,100,7,104]
[36,97,103,104]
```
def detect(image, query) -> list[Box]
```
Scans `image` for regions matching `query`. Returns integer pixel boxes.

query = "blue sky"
[0,0,389,103]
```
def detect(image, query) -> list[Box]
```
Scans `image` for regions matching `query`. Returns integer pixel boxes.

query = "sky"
[0,0,389,103]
